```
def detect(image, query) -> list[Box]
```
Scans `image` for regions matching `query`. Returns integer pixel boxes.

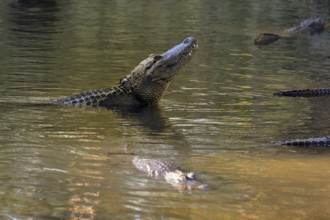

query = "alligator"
[274,88,330,97]
[55,37,198,108]
[132,157,208,191]
[254,17,330,46]
[276,136,330,147]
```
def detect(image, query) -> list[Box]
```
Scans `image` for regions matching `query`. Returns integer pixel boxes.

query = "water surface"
[0,0,330,219]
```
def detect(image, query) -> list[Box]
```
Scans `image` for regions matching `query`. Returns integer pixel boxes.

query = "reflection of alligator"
[255,17,330,46]
[276,136,330,147]
[132,157,208,191]
[274,88,330,97]
[55,37,197,107]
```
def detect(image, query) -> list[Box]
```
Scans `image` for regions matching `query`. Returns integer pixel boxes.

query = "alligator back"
[54,87,140,107]
[274,88,330,97]
[132,157,179,178]
[132,157,208,190]
[277,136,330,147]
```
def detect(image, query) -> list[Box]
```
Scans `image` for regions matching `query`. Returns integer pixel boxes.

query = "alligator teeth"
[188,52,192,56]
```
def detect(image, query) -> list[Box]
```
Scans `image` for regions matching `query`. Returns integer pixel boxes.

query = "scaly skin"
[287,17,325,35]
[274,88,330,97]
[55,37,198,107]
[276,136,330,147]
[132,157,208,191]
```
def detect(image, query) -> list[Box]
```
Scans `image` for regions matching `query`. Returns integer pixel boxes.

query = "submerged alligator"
[276,136,330,147]
[255,17,330,46]
[274,88,330,97]
[132,157,208,191]
[55,37,197,107]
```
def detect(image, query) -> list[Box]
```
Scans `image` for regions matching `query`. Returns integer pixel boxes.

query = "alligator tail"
[276,136,330,147]
[54,87,123,106]
[274,88,330,97]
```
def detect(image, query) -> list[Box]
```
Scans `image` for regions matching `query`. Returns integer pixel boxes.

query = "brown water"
[1,0,330,219]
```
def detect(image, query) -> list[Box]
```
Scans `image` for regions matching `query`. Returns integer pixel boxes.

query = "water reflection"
[0,0,61,105]
[7,0,59,56]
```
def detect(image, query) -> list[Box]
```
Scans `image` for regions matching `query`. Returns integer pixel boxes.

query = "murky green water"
[0,0,330,219]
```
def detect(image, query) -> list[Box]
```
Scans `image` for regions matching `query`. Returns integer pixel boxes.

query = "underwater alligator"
[255,17,330,46]
[276,136,330,147]
[274,88,330,97]
[55,37,198,107]
[132,157,208,191]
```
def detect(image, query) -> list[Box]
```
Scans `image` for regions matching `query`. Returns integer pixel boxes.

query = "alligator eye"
[153,55,162,61]
[184,38,190,44]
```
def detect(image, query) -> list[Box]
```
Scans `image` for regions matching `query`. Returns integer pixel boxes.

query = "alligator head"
[120,37,198,105]
[287,17,325,35]
[164,170,209,191]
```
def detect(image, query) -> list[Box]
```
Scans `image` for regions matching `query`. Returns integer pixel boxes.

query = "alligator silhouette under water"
[255,17,330,46]
[55,37,197,108]
[274,88,330,97]
[276,136,330,147]
[132,157,208,191]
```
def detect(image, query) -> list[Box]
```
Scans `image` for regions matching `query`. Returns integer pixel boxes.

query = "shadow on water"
[110,105,195,158]
[108,105,171,133]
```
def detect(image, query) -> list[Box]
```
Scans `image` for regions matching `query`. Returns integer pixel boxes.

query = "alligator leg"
[274,88,330,97]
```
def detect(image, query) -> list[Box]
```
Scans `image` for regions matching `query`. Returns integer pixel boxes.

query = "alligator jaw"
[147,37,198,83]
